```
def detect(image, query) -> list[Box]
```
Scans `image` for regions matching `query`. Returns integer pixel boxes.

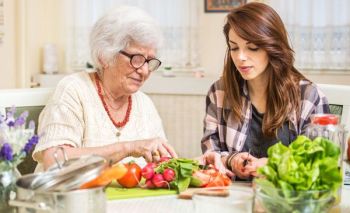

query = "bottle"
[43,43,58,74]
[306,114,347,205]
[307,114,346,164]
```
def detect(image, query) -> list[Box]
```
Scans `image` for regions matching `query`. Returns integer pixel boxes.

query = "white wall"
[198,0,227,79]
[0,0,66,88]
[0,0,16,88]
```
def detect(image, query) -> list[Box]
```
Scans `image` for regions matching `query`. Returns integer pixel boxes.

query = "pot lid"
[30,149,108,192]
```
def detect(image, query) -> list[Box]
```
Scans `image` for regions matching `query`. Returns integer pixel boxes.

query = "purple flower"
[28,120,35,130]
[23,135,39,154]
[0,143,13,161]
[7,120,15,127]
[14,111,29,127]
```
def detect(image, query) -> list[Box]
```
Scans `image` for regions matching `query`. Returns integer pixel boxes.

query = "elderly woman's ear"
[98,56,109,70]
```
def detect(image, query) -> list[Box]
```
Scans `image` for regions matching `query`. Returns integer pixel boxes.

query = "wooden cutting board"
[106,181,230,200]
[178,188,229,199]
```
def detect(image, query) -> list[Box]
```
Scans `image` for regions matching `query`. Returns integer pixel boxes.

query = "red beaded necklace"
[95,73,132,128]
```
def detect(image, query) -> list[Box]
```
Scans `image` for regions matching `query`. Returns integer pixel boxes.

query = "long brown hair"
[222,2,307,137]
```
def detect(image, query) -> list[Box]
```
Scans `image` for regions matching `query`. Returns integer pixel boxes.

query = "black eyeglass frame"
[119,50,162,72]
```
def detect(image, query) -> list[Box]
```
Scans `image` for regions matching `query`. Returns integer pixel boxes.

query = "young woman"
[201,2,329,179]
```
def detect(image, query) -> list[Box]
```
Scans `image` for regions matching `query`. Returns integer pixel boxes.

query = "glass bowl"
[254,180,337,213]
[192,187,253,213]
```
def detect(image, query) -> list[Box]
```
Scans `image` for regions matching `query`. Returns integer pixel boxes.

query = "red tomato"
[205,172,231,188]
[117,162,142,188]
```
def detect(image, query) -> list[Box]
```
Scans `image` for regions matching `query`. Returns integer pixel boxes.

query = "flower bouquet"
[0,106,39,211]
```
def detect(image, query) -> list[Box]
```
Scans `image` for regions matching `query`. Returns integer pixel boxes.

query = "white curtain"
[65,0,199,71]
[267,0,350,70]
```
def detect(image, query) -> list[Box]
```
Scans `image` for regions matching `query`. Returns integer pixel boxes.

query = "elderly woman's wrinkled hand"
[127,138,178,162]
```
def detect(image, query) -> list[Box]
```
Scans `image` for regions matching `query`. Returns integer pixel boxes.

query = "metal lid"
[30,148,108,192]
[310,114,340,125]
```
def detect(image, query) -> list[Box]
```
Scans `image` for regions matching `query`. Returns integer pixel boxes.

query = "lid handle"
[53,147,68,169]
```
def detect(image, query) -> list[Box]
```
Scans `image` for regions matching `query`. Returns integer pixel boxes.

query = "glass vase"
[0,168,20,212]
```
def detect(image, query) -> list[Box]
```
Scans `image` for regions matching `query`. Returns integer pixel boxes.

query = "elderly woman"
[201,2,329,179]
[33,6,177,171]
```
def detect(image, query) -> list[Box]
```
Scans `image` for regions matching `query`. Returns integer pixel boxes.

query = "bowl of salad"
[254,180,336,213]
[253,135,342,213]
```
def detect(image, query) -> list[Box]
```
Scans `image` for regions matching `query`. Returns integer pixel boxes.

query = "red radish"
[163,168,175,182]
[145,179,155,189]
[141,165,155,180]
[152,173,166,188]
[159,156,171,163]
[147,162,157,168]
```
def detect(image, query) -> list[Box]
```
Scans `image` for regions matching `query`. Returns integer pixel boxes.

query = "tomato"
[205,173,231,188]
[191,170,211,187]
[117,162,142,188]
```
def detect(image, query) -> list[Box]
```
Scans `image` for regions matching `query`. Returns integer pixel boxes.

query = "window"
[65,0,200,71]
[268,0,350,71]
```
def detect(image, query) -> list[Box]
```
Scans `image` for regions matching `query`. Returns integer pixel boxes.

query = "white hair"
[89,6,163,71]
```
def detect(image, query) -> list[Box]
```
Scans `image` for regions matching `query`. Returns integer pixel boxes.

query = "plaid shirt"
[201,78,330,156]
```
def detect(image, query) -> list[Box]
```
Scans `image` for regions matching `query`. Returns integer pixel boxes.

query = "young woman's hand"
[244,157,268,177]
[229,152,253,179]
[196,151,233,176]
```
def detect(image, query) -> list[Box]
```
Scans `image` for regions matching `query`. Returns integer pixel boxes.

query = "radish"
[142,165,155,180]
[152,173,166,188]
[145,179,155,189]
[159,156,171,163]
[163,168,175,182]
[147,162,157,168]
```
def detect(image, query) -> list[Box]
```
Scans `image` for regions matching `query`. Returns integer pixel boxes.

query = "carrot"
[80,163,127,189]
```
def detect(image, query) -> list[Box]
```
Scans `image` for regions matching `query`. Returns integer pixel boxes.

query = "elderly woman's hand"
[126,137,178,162]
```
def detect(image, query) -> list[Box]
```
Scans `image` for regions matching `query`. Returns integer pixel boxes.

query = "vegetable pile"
[255,135,342,213]
[141,158,231,193]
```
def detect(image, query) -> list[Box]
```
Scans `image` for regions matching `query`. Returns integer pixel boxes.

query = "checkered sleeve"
[201,81,229,157]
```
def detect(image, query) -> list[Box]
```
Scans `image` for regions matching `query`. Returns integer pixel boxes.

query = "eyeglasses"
[119,50,162,72]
